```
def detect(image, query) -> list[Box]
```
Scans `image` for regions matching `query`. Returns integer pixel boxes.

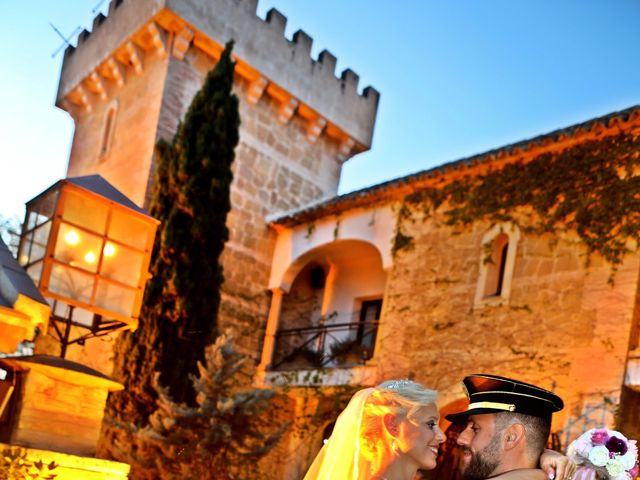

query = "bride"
[304,379,573,480]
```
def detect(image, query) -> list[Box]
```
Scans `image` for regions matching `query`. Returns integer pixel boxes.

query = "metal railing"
[270,320,379,371]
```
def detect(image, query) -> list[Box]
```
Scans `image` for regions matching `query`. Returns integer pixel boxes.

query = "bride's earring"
[392,439,400,455]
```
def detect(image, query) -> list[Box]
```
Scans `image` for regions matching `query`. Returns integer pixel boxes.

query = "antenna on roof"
[50,23,82,58]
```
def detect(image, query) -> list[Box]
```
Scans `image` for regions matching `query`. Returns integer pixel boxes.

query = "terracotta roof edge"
[269,104,640,227]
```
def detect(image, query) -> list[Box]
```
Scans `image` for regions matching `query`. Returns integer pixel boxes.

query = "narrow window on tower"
[100,101,118,159]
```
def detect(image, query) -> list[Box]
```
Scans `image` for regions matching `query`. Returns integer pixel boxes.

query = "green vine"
[0,447,57,480]
[274,371,359,441]
[392,231,414,255]
[304,223,316,239]
[398,133,640,269]
[333,220,341,241]
[392,204,414,255]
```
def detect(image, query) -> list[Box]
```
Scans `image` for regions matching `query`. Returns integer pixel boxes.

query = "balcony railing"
[270,320,379,370]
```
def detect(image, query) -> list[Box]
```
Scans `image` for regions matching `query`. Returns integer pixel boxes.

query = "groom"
[445,374,565,480]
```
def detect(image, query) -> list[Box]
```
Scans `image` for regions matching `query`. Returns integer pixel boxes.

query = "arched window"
[483,232,509,297]
[100,101,118,158]
[475,224,520,307]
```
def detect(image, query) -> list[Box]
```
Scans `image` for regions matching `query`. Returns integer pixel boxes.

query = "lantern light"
[17,175,159,357]
[64,229,80,246]
[84,251,97,264]
[103,243,116,257]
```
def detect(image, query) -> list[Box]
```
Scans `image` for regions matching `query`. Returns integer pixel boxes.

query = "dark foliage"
[100,42,242,474]
[396,133,640,271]
[137,333,286,479]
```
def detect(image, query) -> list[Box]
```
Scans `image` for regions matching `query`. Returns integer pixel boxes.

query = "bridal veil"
[303,387,375,480]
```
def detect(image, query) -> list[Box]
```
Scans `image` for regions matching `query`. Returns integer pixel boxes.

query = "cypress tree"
[101,42,240,469]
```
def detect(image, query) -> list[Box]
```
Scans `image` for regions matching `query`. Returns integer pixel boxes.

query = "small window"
[483,233,509,297]
[357,298,382,358]
[100,101,118,158]
[475,224,520,307]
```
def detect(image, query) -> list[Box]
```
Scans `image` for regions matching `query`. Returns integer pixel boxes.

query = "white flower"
[619,450,637,470]
[567,444,586,465]
[569,433,594,459]
[588,445,610,467]
[610,473,631,480]
[605,458,627,477]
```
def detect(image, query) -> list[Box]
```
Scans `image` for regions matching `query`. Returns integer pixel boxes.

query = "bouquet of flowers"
[567,428,639,480]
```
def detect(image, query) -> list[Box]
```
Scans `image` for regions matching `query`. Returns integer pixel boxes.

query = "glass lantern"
[18,175,158,346]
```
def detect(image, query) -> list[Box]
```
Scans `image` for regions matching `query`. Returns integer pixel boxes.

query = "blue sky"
[1,0,639,222]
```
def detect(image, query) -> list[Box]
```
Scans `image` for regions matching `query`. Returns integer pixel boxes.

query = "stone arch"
[268,239,387,370]
[279,239,385,293]
[268,205,396,293]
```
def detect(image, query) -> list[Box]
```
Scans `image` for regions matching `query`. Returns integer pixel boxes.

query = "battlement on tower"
[57,0,379,148]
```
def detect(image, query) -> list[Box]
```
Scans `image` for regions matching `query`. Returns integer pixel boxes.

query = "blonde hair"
[359,380,438,460]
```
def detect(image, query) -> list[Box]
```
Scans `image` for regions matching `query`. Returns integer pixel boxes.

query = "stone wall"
[36,48,171,369]
[374,203,638,442]
[156,47,345,357]
[54,36,350,371]
[260,192,640,478]
[65,51,169,207]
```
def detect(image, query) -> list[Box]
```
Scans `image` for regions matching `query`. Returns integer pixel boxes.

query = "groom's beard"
[460,434,502,480]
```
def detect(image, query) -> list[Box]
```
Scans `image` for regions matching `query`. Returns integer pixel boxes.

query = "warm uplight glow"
[19,255,29,265]
[103,242,116,257]
[84,251,97,264]
[64,229,80,246]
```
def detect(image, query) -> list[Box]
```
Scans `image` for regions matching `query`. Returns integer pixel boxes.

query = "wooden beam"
[246,76,268,106]
[86,72,107,101]
[277,97,299,124]
[306,116,326,143]
[172,27,194,61]
[192,34,223,61]
[68,85,92,113]
[101,57,124,87]
[146,22,167,58]
[337,136,355,161]
[122,41,143,74]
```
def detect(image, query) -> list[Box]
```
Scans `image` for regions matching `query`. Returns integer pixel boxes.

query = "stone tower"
[54,0,379,367]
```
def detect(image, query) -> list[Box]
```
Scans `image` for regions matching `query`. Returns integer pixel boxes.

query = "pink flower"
[591,429,610,445]
[571,432,596,458]
[629,463,638,479]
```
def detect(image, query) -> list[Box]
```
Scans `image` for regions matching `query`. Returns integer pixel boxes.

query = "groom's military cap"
[445,374,564,422]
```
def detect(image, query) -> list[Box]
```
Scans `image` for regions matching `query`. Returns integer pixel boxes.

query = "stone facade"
[48,0,640,478]
[51,0,377,372]
[264,110,640,478]
[379,208,637,440]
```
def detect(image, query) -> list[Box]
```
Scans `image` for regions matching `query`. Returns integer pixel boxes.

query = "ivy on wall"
[394,133,640,270]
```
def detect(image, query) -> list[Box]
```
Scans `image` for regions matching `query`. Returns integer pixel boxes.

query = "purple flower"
[591,429,610,445]
[606,436,629,456]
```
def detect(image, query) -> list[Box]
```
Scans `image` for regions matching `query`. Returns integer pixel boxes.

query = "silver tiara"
[384,379,413,390]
